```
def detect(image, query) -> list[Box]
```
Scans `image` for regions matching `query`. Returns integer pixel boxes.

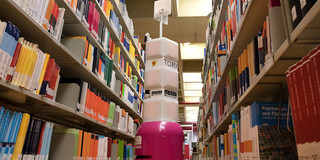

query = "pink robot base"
[135,121,184,160]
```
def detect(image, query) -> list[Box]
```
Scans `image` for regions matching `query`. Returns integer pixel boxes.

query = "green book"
[107,102,116,126]
[118,140,124,160]
[107,59,114,87]
[121,84,125,100]
[102,54,109,85]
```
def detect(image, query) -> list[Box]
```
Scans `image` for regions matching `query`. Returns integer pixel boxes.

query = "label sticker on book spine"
[300,0,307,9]
[291,6,297,22]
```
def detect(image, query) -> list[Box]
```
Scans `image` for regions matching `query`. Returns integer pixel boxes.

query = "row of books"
[202,101,297,159]
[113,0,135,37]
[65,0,145,77]
[202,15,274,121]
[0,20,60,100]
[49,127,133,160]
[286,45,320,159]
[289,0,318,29]
[0,107,53,160]
[12,0,65,41]
[56,79,136,134]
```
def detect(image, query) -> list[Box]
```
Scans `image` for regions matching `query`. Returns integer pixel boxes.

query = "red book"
[36,122,46,155]
[293,61,309,146]
[46,62,60,99]
[39,59,54,96]
[88,2,95,31]
[309,47,320,143]
[107,138,112,158]
[6,40,22,82]
[286,65,301,146]
[93,9,100,39]
[120,32,125,43]
[302,55,318,144]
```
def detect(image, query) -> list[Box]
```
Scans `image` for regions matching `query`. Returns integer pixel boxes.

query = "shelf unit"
[0,0,143,141]
[200,0,320,144]
[108,0,145,69]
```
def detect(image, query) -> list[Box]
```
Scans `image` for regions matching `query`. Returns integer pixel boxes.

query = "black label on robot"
[151,90,162,96]
[164,89,178,99]
[164,59,178,70]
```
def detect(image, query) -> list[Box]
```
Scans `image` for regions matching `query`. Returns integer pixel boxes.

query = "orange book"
[90,134,95,159]
[84,86,90,117]
[93,135,99,159]
[43,0,54,30]
[105,99,110,124]
[82,132,88,160]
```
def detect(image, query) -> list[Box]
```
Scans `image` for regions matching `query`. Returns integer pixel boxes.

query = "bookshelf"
[57,0,145,84]
[108,0,145,69]
[200,0,320,154]
[0,0,143,143]
[0,80,135,141]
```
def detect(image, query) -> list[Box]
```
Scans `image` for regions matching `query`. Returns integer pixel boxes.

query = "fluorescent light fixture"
[185,107,199,111]
[184,91,202,97]
[186,114,198,122]
[185,96,200,102]
[183,83,203,90]
[183,73,201,82]
[181,43,205,59]
[177,0,212,17]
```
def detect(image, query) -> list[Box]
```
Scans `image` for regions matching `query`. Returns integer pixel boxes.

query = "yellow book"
[12,41,29,86]
[23,44,39,88]
[87,44,93,70]
[36,53,50,95]
[18,43,33,87]
[137,60,140,71]
[129,42,135,61]
[12,113,30,160]
[11,38,26,85]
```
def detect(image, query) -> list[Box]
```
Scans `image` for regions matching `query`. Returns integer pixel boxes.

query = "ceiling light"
[184,91,202,97]
[180,43,205,59]
[183,83,203,90]
[183,73,202,82]
[183,42,191,46]
[185,96,200,102]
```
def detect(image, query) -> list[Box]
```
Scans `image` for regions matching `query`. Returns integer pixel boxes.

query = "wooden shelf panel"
[0,80,134,141]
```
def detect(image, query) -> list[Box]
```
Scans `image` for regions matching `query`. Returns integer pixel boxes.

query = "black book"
[92,48,100,75]
[253,36,260,75]
[22,118,36,156]
[288,0,303,29]
[98,20,103,44]
[300,0,316,18]
[30,120,43,155]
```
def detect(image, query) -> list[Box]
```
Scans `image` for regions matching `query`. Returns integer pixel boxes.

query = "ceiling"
[126,0,208,123]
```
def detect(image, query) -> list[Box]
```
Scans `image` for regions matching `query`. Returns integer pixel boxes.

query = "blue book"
[231,113,238,160]
[5,112,22,160]
[44,123,53,159]
[251,101,293,127]
[0,110,12,157]
[40,122,49,158]
[0,107,5,124]
[0,22,11,51]
[0,112,18,159]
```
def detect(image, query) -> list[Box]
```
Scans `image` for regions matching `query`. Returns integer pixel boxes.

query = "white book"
[32,51,46,92]
[39,0,50,26]
[247,105,252,160]
[53,8,65,41]
[79,82,88,113]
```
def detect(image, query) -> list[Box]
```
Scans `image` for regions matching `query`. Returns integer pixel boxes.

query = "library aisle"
[0,0,319,160]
